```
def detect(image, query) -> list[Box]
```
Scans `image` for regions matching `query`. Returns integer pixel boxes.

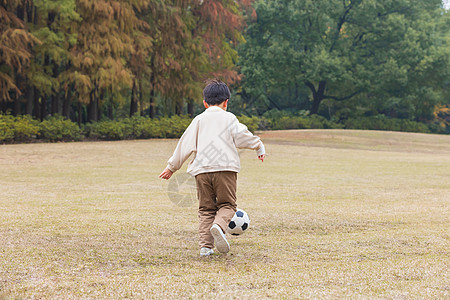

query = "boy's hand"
[159,167,173,180]
[258,154,265,162]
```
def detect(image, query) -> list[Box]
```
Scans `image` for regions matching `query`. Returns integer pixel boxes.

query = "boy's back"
[166,106,264,177]
[159,79,265,257]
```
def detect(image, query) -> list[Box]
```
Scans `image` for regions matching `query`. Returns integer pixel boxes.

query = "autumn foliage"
[2,0,447,133]
[0,0,251,122]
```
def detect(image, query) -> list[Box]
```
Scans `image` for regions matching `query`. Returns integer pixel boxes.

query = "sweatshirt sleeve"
[231,116,265,156]
[166,119,198,172]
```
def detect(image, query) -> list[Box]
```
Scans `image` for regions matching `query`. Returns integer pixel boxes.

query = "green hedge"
[85,120,134,140]
[255,114,444,134]
[39,115,83,142]
[263,115,344,130]
[84,115,192,140]
[0,114,39,142]
[343,116,437,133]
[0,114,194,143]
[0,113,446,144]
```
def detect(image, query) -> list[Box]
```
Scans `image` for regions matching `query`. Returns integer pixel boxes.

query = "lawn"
[0,130,449,298]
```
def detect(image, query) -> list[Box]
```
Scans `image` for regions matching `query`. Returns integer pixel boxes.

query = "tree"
[138,0,249,117]
[127,0,153,117]
[179,0,251,116]
[1,0,252,121]
[137,0,196,118]
[69,0,141,122]
[239,0,449,119]
[0,0,40,114]
[28,0,80,120]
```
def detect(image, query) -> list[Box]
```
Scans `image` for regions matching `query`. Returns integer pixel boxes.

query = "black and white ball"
[227,208,250,236]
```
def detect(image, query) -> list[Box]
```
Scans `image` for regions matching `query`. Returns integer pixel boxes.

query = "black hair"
[202,79,231,106]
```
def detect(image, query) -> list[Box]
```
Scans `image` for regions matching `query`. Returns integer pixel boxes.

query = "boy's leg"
[195,173,216,249]
[212,171,237,232]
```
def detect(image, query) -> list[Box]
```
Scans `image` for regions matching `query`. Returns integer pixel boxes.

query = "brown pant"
[195,171,237,249]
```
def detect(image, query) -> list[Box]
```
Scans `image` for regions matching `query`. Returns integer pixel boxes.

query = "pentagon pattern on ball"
[227,208,250,236]
[229,221,237,229]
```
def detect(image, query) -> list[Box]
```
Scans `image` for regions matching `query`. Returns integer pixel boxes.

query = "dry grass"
[0,130,449,299]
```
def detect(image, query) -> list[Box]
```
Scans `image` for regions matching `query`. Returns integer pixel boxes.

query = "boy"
[159,79,265,256]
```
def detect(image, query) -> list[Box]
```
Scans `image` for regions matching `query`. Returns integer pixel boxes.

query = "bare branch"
[323,89,363,101]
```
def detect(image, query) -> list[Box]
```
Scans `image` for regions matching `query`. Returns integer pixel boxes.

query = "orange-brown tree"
[0,0,40,115]
[132,0,252,117]
[69,0,148,122]
[1,0,252,121]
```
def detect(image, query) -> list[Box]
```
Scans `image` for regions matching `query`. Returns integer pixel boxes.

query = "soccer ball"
[227,208,250,236]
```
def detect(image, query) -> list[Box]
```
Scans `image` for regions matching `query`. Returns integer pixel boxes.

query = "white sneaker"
[200,247,214,257]
[210,224,230,253]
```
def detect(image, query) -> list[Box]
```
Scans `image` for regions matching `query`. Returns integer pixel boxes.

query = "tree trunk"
[62,92,71,118]
[26,1,34,23]
[149,71,156,118]
[149,89,155,118]
[310,98,321,115]
[51,64,60,115]
[25,85,34,115]
[87,100,96,122]
[40,96,47,120]
[138,87,143,116]
[13,72,24,116]
[88,92,98,122]
[16,3,24,21]
[107,99,113,120]
[13,97,21,116]
[77,102,82,126]
[175,101,183,115]
[1,100,7,114]
[33,87,41,120]
[130,80,138,117]
[306,80,326,115]
[51,93,59,116]
[187,99,194,117]
[97,91,103,121]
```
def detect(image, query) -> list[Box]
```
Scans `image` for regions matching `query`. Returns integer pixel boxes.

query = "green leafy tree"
[239,0,449,120]
[28,0,80,120]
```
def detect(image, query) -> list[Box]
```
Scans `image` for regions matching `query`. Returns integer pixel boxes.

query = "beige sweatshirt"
[167,106,265,176]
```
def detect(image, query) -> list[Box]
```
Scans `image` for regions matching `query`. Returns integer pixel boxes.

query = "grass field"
[0,129,449,299]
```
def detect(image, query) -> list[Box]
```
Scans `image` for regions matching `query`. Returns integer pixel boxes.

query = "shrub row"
[0,115,38,142]
[84,115,192,140]
[0,114,83,143]
[0,113,446,144]
[261,114,344,130]
[260,114,446,134]
[0,114,192,143]
[343,116,434,133]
